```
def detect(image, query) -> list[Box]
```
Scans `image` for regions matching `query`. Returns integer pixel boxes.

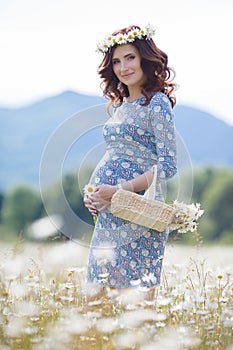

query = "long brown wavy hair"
[97,25,177,110]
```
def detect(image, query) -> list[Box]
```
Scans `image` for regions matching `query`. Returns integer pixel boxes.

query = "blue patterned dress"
[86,92,177,288]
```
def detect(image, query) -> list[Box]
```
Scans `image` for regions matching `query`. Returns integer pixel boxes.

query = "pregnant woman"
[84,24,177,301]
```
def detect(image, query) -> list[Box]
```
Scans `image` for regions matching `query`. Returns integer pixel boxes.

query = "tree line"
[0,166,232,244]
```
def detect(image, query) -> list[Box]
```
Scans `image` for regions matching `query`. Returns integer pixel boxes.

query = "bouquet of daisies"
[169,200,204,234]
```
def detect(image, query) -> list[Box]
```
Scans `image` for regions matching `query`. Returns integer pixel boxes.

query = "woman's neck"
[127,88,143,102]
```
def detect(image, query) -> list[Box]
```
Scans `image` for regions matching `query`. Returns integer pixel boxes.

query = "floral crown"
[96,24,156,54]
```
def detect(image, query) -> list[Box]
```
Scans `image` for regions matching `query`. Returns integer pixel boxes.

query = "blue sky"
[0,0,233,125]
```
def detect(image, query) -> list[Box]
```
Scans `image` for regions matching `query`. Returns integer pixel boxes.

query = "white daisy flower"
[105,34,114,45]
[115,33,127,45]
[139,27,147,37]
[83,184,95,195]
[97,41,109,53]
[126,30,136,42]
[144,24,156,38]
[131,28,140,39]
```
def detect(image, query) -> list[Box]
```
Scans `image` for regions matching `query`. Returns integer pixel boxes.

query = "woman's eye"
[112,60,119,65]
[128,55,135,60]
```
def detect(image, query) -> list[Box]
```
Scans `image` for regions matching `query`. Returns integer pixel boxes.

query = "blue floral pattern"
[86,92,177,288]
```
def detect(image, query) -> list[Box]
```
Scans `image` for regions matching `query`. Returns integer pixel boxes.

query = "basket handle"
[143,165,157,200]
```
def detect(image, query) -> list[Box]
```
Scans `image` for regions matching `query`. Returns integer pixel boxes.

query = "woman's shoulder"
[149,92,172,111]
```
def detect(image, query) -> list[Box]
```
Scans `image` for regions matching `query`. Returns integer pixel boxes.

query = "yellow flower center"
[86,186,94,193]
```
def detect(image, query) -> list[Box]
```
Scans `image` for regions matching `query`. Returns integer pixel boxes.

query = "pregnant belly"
[93,158,148,186]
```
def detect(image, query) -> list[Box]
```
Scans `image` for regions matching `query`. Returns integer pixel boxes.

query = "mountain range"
[1,90,232,191]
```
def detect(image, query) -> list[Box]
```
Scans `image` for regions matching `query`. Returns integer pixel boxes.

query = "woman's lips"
[121,73,134,78]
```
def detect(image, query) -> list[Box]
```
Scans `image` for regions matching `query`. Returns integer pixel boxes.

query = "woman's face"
[112,44,146,89]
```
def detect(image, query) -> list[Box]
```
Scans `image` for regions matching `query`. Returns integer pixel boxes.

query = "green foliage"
[43,168,94,225]
[0,224,18,241]
[0,165,233,244]
[62,171,93,225]
[167,166,233,244]
[191,166,217,202]
[1,185,43,233]
[0,192,4,222]
[199,170,233,241]
[37,167,95,242]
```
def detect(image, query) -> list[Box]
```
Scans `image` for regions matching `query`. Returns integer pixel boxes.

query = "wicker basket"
[111,189,175,232]
[110,166,175,232]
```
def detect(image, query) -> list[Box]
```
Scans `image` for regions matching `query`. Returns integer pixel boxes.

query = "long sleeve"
[149,92,177,180]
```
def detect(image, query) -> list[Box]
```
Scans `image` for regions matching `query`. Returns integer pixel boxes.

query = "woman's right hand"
[83,195,99,216]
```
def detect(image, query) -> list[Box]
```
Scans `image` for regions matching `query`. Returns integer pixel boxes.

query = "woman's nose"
[120,61,128,72]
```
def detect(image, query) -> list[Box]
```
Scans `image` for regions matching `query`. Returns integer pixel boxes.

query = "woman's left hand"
[90,184,117,211]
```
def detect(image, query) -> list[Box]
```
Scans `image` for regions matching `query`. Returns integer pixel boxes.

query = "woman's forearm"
[120,170,154,193]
